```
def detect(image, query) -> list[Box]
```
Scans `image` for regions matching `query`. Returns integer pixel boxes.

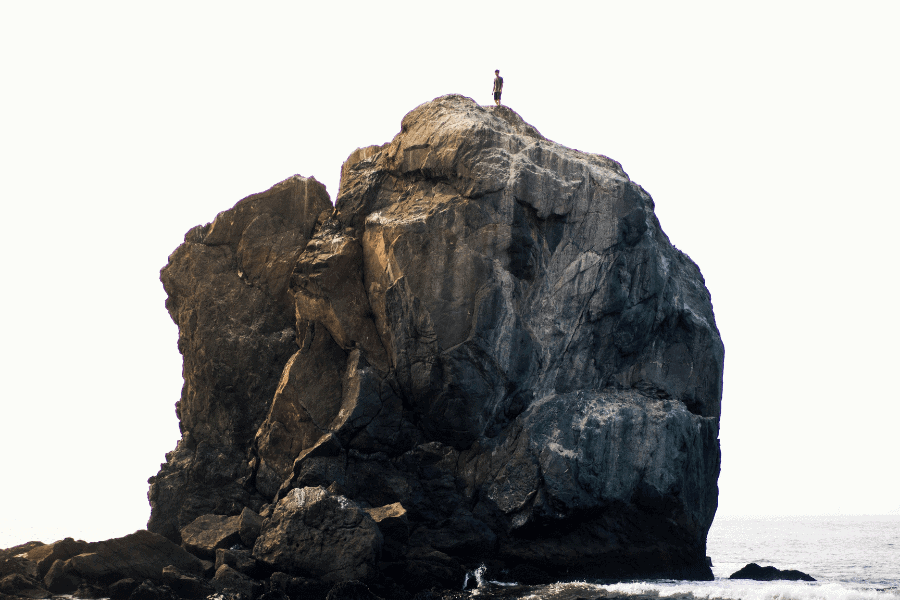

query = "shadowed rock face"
[149,94,724,582]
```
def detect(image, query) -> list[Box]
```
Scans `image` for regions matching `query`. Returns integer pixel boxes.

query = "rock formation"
[146,94,724,592]
[729,563,816,582]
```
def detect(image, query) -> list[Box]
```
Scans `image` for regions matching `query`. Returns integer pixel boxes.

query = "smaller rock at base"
[43,559,82,594]
[325,580,383,600]
[128,581,180,600]
[0,557,39,580]
[199,559,216,579]
[180,515,243,559]
[26,538,90,579]
[212,564,262,600]
[108,578,139,600]
[74,582,107,598]
[161,565,211,599]
[215,548,258,578]
[0,573,51,599]
[238,509,264,548]
[252,487,382,583]
[267,571,329,599]
[729,563,815,581]
[65,530,205,583]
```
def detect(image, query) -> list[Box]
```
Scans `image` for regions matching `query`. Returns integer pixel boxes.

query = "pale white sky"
[1,1,898,549]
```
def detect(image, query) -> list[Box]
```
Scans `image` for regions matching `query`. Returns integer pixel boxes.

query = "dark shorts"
[494,92,502,101]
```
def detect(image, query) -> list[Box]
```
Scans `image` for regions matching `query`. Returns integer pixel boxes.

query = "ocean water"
[463,515,900,600]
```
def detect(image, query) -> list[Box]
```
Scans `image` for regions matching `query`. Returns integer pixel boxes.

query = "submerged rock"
[729,562,816,581]
[149,94,724,584]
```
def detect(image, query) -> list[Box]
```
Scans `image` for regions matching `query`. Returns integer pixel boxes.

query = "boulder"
[43,559,81,594]
[151,94,724,583]
[160,565,212,599]
[25,537,89,579]
[0,557,38,580]
[62,530,204,585]
[212,564,262,599]
[215,548,258,578]
[729,563,816,581]
[108,578,139,600]
[238,508,264,548]
[0,573,50,599]
[180,514,242,559]
[127,581,179,600]
[252,487,382,583]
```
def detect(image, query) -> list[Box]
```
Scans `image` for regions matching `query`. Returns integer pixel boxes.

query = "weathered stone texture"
[148,175,332,541]
[179,514,242,559]
[63,530,204,583]
[149,94,724,583]
[252,487,382,583]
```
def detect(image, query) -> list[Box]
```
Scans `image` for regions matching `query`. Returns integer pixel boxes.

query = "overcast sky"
[2,1,898,549]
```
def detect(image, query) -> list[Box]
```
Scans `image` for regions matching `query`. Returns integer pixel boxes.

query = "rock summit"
[148,94,724,591]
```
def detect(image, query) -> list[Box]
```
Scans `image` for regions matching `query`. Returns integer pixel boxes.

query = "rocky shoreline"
[0,532,819,600]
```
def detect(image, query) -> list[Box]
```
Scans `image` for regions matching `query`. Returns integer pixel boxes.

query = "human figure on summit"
[493,70,503,106]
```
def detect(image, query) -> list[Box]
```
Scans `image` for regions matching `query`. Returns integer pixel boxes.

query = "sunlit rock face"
[149,94,724,582]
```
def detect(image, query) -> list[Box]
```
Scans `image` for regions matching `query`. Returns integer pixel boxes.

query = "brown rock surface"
[211,564,262,599]
[148,175,331,541]
[42,559,80,594]
[179,514,242,559]
[0,558,37,580]
[25,537,88,579]
[0,543,43,563]
[0,573,50,599]
[107,578,139,600]
[238,507,264,548]
[160,565,211,599]
[252,487,382,583]
[61,530,204,585]
[214,548,257,577]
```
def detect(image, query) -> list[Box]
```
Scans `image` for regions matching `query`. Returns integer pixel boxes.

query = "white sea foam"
[602,580,900,600]
[511,580,900,600]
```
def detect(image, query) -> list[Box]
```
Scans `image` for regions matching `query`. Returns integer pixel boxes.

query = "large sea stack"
[148,94,724,590]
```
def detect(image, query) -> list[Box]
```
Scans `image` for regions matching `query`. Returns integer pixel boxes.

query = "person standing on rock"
[493,69,504,106]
